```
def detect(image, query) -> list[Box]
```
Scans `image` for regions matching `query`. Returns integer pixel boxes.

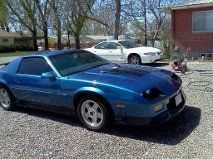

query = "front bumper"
[117,90,186,126]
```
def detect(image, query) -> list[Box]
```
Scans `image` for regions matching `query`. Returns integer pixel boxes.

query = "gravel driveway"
[0,61,212,158]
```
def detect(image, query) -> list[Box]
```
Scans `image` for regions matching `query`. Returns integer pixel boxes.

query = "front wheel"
[77,96,110,131]
[0,86,15,111]
[128,54,141,65]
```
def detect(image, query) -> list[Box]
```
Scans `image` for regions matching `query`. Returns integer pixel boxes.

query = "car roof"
[21,49,86,58]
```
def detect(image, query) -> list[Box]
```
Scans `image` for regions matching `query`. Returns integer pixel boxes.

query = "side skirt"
[16,100,77,117]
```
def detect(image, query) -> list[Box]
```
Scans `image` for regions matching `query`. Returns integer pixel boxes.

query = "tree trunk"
[44,22,49,50]
[67,31,71,49]
[143,0,147,46]
[32,30,38,51]
[74,34,80,49]
[114,0,121,40]
[151,39,155,47]
[57,28,62,50]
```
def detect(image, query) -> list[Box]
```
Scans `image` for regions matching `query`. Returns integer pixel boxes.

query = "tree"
[7,0,38,51]
[35,0,50,50]
[65,0,95,49]
[114,0,121,40]
[0,0,9,32]
[49,0,63,50]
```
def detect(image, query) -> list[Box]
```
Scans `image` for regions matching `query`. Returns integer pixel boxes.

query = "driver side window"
[94,42,109,49]
[18,57,52,76]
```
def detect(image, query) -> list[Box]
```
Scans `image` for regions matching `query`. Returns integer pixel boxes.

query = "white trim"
[172,3,213,10]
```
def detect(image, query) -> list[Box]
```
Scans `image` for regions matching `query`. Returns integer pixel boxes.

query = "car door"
[13,57,61,106]
[92,42,110,60]
[107,42,126,63]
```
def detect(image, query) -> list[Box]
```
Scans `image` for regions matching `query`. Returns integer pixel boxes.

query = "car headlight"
[141,87,164,101]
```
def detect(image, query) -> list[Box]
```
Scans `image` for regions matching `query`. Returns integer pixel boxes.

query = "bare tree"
[7,0,38,50]
[35,0,50,50]
[49,0,63,50]
[65,0,95,49]
[114,0,121,39]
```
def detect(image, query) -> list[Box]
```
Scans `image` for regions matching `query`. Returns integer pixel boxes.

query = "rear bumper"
[116,90,186,126]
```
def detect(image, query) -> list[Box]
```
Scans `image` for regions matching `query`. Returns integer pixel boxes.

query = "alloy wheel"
[81,100,104,128]
[0,88,11,108]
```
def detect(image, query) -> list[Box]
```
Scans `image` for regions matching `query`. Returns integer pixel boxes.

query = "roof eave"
[171,3,213,10]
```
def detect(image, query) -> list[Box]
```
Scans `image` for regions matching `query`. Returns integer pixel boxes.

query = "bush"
[0,44,33,53]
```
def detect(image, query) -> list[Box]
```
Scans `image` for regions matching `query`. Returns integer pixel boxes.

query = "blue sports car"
[0,50,186,131]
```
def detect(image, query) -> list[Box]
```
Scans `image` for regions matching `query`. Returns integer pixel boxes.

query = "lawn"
[0,51,37,58]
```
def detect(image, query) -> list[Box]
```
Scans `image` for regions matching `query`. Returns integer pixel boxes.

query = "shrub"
[0,44,34,53]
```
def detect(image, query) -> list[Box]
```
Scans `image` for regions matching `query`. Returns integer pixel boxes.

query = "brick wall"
[172,7,213,58]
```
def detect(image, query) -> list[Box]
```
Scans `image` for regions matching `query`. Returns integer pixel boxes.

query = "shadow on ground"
[14,105,200,145]
[144,62,170,67]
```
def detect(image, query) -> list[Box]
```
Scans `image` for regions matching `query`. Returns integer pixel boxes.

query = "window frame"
[94,42,110,49]
[17,57,53,76]
[192,10,213,33]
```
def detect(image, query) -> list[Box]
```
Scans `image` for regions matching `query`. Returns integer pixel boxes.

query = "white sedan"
[85,40,163,64]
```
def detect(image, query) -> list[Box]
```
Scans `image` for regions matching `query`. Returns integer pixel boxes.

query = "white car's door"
[107,42,126,63]
[91,42,110,60]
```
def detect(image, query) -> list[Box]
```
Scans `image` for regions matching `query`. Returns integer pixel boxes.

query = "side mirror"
[117,46,123,50]
[41,71,56,80]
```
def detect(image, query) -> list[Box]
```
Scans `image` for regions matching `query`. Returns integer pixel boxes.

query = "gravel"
[0,61,212,158]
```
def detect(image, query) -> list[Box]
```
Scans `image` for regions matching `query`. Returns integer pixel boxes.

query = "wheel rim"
[130,56,140,64]
[81,100,104,128]
[0,88,10,108]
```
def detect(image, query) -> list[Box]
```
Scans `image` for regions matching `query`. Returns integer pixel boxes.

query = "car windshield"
[119,41,139,49]
[49,51,110,76]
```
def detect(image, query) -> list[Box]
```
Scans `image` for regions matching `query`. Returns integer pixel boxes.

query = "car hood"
[68,64,181,95]
[127,46,161,53]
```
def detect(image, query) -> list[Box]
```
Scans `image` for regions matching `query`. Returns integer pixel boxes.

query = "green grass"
[0,51,36,58]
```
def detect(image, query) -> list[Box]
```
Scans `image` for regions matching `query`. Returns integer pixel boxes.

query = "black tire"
[77,96,111,131]
[128,54,141,65]
[0,85,15,111]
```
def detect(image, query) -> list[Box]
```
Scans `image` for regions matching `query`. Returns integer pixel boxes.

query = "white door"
[107,42,126,63]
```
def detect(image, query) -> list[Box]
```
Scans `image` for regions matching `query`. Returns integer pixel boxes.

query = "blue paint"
[0,50,186,125]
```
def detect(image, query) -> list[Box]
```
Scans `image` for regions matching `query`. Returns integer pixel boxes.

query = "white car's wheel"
[128,54,141,65]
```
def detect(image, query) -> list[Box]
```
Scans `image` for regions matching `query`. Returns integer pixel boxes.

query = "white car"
[85,40,163,64]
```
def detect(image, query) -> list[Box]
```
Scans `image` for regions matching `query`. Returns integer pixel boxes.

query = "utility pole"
[143,0,148,46]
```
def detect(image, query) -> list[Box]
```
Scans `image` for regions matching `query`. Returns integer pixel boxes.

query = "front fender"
[75,87,107,98]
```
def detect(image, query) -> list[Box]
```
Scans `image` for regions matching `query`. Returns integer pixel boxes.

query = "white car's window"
[108,42,120,49]
[94,42,109,49]
[119,41,139,49]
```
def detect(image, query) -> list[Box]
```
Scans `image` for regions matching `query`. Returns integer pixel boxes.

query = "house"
[0,30,14,46]
[171,0,213,58]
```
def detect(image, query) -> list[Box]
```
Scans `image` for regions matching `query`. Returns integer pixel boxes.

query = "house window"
[192,10,213,32]
[200,53,213,58]
[2,38,9,43]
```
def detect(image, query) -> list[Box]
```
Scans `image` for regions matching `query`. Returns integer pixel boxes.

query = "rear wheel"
[128,54,141,65]
[0,86,15,111]
[77,96,110,131]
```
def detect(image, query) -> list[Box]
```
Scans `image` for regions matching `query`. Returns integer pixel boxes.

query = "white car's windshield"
[119,41,139,49]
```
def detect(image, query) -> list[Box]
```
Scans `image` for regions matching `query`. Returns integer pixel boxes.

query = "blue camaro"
[0,50,186,131]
